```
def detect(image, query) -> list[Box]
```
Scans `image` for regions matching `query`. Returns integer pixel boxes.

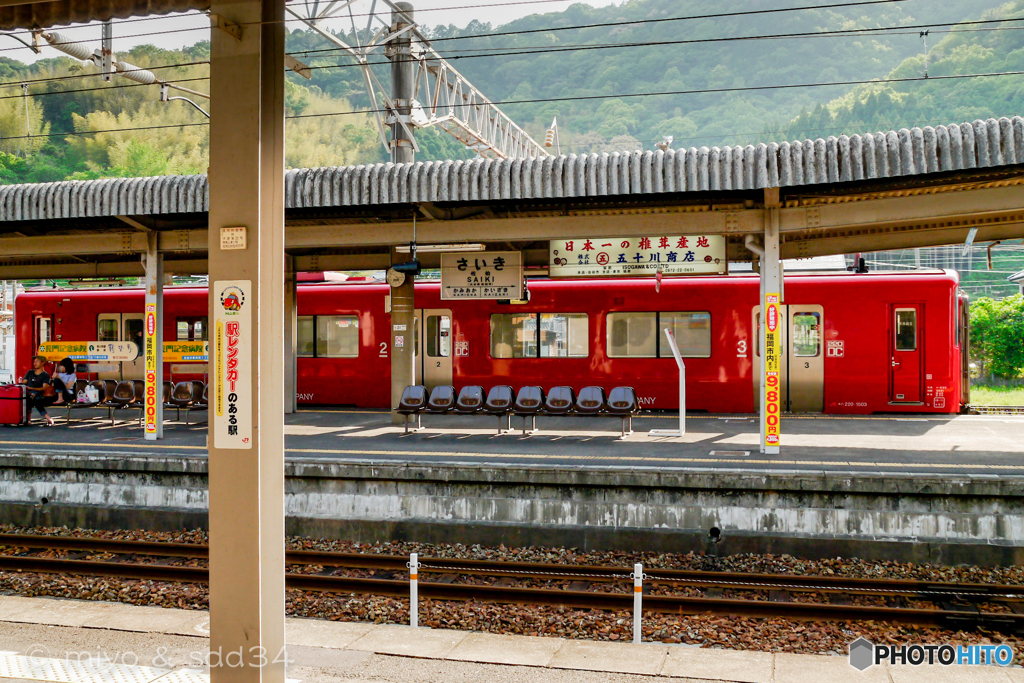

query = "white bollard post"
[632,562,643,644]
[409,552,419,628]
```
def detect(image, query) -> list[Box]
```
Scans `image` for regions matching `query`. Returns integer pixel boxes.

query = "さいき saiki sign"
[549,236,727,277]
[213,280,252,449]
[763,293,781,452]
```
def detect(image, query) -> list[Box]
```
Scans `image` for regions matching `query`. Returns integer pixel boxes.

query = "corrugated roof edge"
[0,115,1022,221]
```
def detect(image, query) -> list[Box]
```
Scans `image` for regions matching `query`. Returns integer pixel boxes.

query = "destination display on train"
[440,251,523,300]
[549,235,727,277]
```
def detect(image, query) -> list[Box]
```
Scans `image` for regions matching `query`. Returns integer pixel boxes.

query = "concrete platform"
[0,595,1020,683]
[1,407,1022,477]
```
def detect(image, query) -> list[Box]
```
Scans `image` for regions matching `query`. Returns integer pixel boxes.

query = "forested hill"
[0,0,1020,183]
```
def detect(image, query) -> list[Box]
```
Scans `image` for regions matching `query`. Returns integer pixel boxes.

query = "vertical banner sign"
[213,280,252,449]
[763,293,782,450]
[144,303,158,435]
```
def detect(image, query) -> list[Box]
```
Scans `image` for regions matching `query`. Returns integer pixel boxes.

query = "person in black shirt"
[21,355,55,426]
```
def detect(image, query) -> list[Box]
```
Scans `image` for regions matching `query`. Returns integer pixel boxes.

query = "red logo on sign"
[147,313,155,336]
[596,252,610,266]
[767,305,778,332]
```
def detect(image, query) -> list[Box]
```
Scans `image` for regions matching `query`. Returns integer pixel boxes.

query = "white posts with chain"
[632,562,643,644]
[408,552,419,628]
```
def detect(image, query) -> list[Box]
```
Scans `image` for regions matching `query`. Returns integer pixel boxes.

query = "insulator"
[116,62,158,85]
[42,32,95,62]
[544,129,555,147]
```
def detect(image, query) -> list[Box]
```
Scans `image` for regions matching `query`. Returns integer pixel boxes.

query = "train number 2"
[736,340,747,357]
[379,342,388,358]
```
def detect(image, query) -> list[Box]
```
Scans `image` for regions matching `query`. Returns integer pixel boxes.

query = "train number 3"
[736,340,748,357]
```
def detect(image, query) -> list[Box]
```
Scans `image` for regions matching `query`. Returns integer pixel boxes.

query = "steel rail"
[0,553,1020,631]
[1,534,1021,598]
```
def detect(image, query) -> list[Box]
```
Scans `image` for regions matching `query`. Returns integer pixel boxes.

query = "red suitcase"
[0,385,29,426]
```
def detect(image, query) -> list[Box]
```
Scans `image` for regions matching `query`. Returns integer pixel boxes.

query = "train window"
[124,318,144,357]
[607,312,657,358]
[97,317,118,342]
[659,312,712,358]
[297,316,315,357]
[540,313,589,358]
[176,317,209,341]
[895,309,917,351]
[791,312,821,357]
[316,315,360,357]
[490,314,535,358]
[426,315,451,357]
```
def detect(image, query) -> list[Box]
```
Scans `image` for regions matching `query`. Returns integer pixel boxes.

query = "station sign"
[763,293,781,452]
[549,235,726,277]
[38,341,139,362]
[440,251,523,300]
[213,280,252,449]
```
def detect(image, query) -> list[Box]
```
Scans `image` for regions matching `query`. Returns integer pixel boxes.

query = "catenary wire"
[6,67,1019,141]
[0,77,209,101]
[288,69,1024,120]
[0,60,208,89]
[298,15,1024,68]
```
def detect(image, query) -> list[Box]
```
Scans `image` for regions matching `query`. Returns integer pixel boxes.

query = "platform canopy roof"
[1010,269,1024,284]
[0,0,206,31]
[0,115,1022,277]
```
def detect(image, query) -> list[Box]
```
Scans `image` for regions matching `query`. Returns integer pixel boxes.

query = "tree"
[970,295,1024,380]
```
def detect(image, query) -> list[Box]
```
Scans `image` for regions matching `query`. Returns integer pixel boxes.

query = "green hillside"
[0,0,1019,182]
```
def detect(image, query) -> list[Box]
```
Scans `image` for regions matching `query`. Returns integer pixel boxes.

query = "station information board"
[549,235,726,277]
[440,251,523,300]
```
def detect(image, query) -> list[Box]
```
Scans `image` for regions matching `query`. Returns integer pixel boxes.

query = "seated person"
[52,357,76,405]
[20,355,55,426]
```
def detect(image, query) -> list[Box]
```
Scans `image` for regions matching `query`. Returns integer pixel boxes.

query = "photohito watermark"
[849,637,1014,670]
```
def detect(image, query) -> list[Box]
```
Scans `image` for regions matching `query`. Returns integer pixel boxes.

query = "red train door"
[32,314,53,355]
[890,305,922,403]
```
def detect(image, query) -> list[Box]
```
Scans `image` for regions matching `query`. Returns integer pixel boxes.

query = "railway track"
[1,534,1022,633]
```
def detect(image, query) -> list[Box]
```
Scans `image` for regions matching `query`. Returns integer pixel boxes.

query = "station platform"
[0,594,1016,683]
[0,407,1022,477]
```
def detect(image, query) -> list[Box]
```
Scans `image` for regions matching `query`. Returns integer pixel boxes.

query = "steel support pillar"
[284,262,297,414]
[389,2,415,164]
[390,247,415,423]
[760,188,782,455]
[208,0,286,679]
[143,233,163,440]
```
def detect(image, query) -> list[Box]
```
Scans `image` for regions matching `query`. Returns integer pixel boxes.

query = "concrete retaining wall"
[0,452,1022,565]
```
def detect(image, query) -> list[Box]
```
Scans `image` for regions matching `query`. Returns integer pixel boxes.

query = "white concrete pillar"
[207,0,286,679]
[761,188,782,455]
[144,232,163,440]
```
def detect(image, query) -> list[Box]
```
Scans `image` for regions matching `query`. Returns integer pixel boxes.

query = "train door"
[122,313,145,380]
[959,294,970,409]
[890,305,922,403]
[414,308,453,390]
[32,314,53,355]
[788,306,824,412]
[753,305,825,412]
[96,313,121,380]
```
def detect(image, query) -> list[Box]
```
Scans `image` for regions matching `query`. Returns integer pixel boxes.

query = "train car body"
[15,270,968,414]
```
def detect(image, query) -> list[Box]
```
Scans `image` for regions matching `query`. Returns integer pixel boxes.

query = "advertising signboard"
[549,235,726,277]
[144,303,158,435]
[38,341,139,362]
[763,293,781,452]
[213,280,252,449]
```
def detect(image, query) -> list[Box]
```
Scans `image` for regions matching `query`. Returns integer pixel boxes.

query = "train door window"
[316,315,359,357]
[607,312,656,358]
[426,315,451,357]
[895,309,917,350]
[124,318,144,356]
[297,316,315,357]
[660,312,711,358]
[194,318,207,341]
[176,321,190,341]
[34,316,52,353]
[540,313,588,358]
[791,312,821,357]
[97,315,119,342]
[490,314,535,358]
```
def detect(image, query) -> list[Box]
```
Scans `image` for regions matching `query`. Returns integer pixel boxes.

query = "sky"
[6,0,620,64]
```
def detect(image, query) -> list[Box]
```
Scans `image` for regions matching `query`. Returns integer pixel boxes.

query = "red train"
[15,269,969,414]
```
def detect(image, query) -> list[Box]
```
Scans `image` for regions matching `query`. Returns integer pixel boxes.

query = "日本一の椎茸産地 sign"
[441,251,523,299]
[549,236,726,277]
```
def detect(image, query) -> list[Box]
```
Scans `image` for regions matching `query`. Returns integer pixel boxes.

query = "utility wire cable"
[0,60,208,88]
[299,15,1024,68]
[0,77,209,101]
